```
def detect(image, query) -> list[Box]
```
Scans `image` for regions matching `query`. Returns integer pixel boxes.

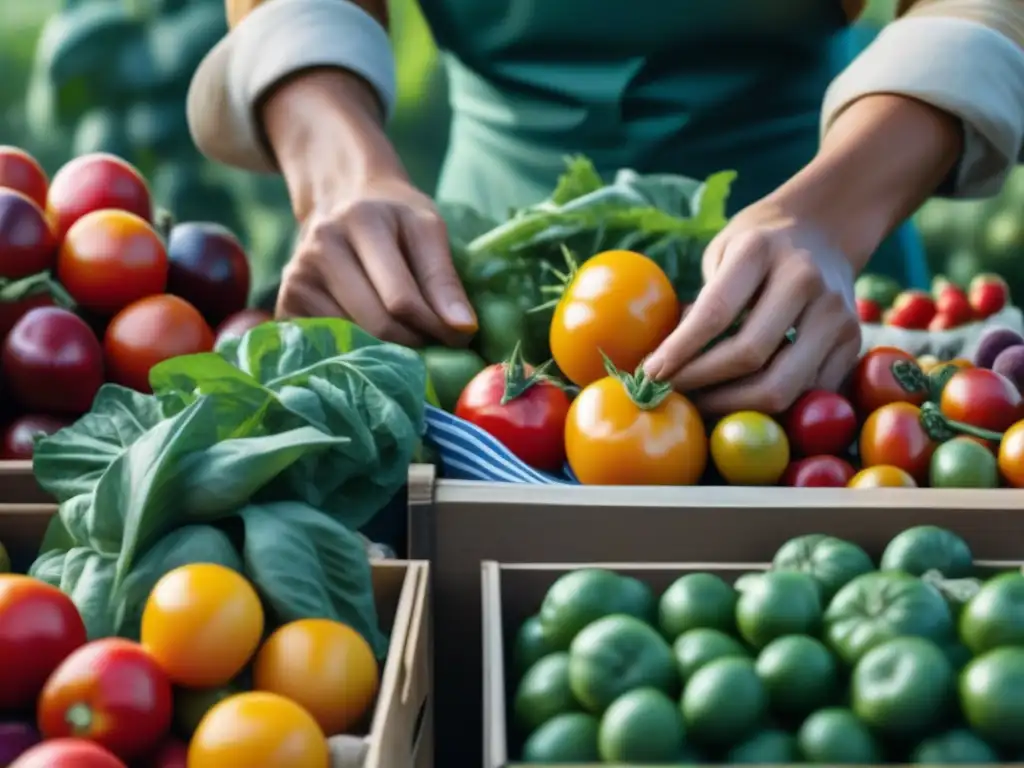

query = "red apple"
[0,190,57,280]
[969,273,1009,319]
[934,283,974,327]
[855,297,881,324]
[1,414,70,460]
[883,290,936,330]
[0,147,48,209]
[1,306,104,415]
[46,153,152,241]
[214,308,272,347]
[166,222,251,327]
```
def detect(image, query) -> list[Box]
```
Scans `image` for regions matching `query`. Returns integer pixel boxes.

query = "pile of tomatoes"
[0,147,273,461]
[0,564,380,767]
[453,248,1024,489]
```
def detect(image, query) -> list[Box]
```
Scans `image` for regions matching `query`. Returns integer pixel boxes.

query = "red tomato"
[47,153,151,241]
[940,368,1023,433]
[969,273,1009,319]
[0,147,49,209]
[855,297,881,324]
[0,575,87,710]
[784,389,857,457]
[10,739,126,768]
[38,638,173,760]
[781,455,856,487]
[455,355,571,472]
[934,284,975,326]
[850,346,926,416]
[214,308,272,348]
[859,402,936,483]
[104,295,214,393]
[884,290,936,330]
[1,413,70,459]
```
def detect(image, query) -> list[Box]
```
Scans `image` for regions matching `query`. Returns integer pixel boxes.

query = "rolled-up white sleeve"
[187,0,396,172]
[822,10,1024,198]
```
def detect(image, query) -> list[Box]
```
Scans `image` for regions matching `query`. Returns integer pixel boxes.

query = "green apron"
[419,0,928,286]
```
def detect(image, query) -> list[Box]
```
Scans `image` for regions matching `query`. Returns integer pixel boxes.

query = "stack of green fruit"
[512,526,1024,764]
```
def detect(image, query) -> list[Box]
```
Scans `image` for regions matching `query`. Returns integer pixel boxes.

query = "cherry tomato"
[1,413,70,459]
[784,389,857,457]
[850,346,926,416]
[710,411,790,485]
[104,295,214,393]
[941,367,1023,433]
[998,420,1024,488]
[848,465,917,488]
[781,455,856,487]
[0,146,49,209]
[455,353,571,472]
[565,370,706,485]
[0,575,87,710]
[141,563,264,688]
[188,692,329,768]
[254,619,379,736]
[859,402,936,483]
[550,250,680,387]
[38,638,173,760]
[57,210,167,315]
[10,739,126,768]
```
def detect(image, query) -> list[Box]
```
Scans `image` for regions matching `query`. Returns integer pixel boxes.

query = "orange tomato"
[999,420,1024,488]
[859,402,936,484]
[141,564,264,688]
[188,692,328,768]
[253,619,380,736]
[565,369,707,485]
[104,294,214,393]
[848,465,917,488]
[940,367,1023,433]
[550,250,680,387]
[57,210,167,315]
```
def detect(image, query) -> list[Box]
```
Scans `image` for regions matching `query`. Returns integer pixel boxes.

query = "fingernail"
[446,302,478,330]
[643,355,662,379]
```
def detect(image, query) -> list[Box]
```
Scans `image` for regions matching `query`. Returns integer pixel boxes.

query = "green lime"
[960,647,1024,748]
[514,615,558,674]
[911,728,1000,764]
[726,728,800,764]
[658,572,737,640]
[772,534,874,601]
[568,614,677,712]
[851,637,953,738]
[880,526,973,578]
[824,571,954,665]
[680,657,767,746]
[960,572,1024,653]
[929,438,1000,488]
[514,653,578,733]
[755,635,838,717]
[673,627,749,682]
[540,569,656,650]
[797,707,882,764]
[521,712,600,762]
[598,687,687,763]
[736,571,822,649]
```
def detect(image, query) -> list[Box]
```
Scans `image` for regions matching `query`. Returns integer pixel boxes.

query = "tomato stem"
[891,360,929,395]
[601,351,673,410]
[154,208,175,243]
[918,402,1004,443]
[500,342,554,404]
[65,702,94,735]
[528,245,580,315]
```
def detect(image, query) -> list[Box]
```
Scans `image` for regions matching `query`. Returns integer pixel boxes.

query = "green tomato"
[771,534,874,601]
[472,293,528,364]
[421,346,487,412]
[880,525,974,578]
[929,437,999,489]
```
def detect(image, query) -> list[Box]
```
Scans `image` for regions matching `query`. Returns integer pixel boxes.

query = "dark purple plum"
[0,190,56,280]
[166,222,251,328]
[0,721,40,765]
[992,344,1024,394]
[973,327,1024,369]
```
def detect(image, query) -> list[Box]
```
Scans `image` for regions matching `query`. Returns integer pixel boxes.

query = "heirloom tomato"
[710,412,789,485]
[940,368,1023,433]
[784,390,857,457]
[848,466,917,488]
[859,402,936,483]
[455,346,571,472]
[38,638,173,760]
[0,575,87,710]
[564,360,706,485]
[850,347,926,416]
[10,739,126,768]
[550,250,680,387]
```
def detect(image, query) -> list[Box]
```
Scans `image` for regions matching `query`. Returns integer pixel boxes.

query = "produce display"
[0,145,272,460]
[508,526,1024,765]
[854,272,1009,331]
[0,559,380,767]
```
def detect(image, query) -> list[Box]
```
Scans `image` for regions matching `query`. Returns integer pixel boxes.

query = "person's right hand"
[263,70,477,348]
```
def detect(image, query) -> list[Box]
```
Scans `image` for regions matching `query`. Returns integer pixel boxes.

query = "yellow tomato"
[916,355,940,373]
[999,420,1024,488]
[847,465,917,488]
[188,692,329,768]
[710,412,789,485]
[253,618,380,736]
[141,563,263,687]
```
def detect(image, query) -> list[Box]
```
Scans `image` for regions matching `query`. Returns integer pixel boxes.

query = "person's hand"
[642,201,862,414]
[277,174,477,348]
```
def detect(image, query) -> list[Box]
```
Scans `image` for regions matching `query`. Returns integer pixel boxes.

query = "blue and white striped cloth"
[424,405,579,484]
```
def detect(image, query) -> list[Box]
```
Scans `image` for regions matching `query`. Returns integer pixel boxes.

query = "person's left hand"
[642,199,862,414]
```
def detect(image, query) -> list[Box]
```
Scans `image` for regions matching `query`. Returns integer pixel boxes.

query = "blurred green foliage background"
[0,0,1021,301]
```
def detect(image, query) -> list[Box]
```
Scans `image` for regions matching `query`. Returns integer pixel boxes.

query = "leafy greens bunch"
[29,318,431,658]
